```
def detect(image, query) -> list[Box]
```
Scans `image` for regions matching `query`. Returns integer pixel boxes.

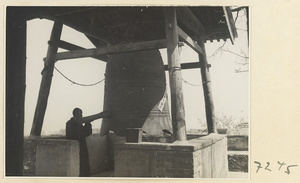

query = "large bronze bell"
[100,49,172,137]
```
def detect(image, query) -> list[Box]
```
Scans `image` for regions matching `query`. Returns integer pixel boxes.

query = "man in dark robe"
[66,108,110,177]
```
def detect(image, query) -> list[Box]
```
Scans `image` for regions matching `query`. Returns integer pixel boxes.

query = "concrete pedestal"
[23,138,79,176]
[23,134,109,176]
[114,134,228,178]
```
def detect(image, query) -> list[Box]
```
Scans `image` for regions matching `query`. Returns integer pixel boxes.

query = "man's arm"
[80,111,111,124]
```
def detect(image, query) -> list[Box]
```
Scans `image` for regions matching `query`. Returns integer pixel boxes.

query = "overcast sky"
[24,9,249,136]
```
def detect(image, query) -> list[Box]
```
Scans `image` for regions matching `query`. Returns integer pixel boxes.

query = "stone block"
[211,138,228,178]
[86,134,109,174]
[227,135,248,151]
[114,134,228,178]
[24,138,79,176]
[23,134,109,176]
[194,146,211,178]
[228,152,248,172]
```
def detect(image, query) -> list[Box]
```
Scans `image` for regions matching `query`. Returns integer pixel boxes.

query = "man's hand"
[99,111,111,118]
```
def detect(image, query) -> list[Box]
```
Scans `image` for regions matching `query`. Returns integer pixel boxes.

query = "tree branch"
[235,68,249,73]
[221,49,249,59]
[210,40,227,58]
[231,6,248,12]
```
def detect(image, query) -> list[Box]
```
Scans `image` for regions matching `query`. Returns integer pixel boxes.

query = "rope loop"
[54,66,105,87]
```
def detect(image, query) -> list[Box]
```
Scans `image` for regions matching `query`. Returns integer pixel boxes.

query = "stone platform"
[114,133,228,178]
[23,137,79,176]
[23,134,108,176]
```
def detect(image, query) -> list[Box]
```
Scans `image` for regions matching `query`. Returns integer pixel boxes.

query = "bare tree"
[210,6,249,73]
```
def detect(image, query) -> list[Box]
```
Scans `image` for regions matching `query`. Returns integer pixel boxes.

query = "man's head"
[72,108,83,119]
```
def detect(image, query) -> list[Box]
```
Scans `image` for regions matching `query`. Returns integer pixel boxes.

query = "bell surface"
[100,49,172,137]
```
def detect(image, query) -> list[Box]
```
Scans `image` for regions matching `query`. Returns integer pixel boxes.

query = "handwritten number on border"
[254,161,298,175]
[265,162,271,171]
[285,165,298,175]
[278,161,286,171]
[254,161,263,173]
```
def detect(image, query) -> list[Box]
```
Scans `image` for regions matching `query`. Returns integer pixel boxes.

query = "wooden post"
[197,35,217,134]
[164,8,187,141]
[6,7,27,175]
[30,21,63,136]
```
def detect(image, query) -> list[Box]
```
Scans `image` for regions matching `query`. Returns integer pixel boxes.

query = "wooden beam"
[30,21,63,136]
[164,7,187,142]
[53,7,97,17]
[41,15,116,44]
[223,7,238,44]
[84,34,109,61]
[176,7,206,35]
[55,39,167,61]
[57,40,107,61]
[164,62,201,70]
[57,40,85,51]
[197,35,217,134]
[177,26,203,55]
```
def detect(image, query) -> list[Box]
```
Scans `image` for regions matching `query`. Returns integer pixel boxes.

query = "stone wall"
[23,139,37,176]
[86,134,109,174]
[228,152,248,172]
[23,133,248,177]
[227,135,248,151]
[23,134,108,176]
[23,138,79,176]
[227,135,248,173]
[114,134,228,178]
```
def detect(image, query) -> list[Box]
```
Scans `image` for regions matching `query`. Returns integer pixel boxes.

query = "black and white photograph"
[5,6,249,179]
[3,1,300,183]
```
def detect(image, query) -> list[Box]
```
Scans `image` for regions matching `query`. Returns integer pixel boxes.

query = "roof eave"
[223,6,238,45]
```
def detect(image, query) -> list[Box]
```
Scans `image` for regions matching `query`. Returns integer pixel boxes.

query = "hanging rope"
[182,78,202,86]
[54,66,105,87]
